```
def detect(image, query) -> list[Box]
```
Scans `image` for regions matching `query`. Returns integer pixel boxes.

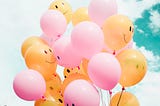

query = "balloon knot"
[77,66,80,70]
[113,50,116,55]
[122,87,125,91]
[42,96,46,101]
[109,90,112,95]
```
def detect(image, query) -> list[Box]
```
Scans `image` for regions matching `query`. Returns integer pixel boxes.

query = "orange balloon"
[62,73,91,94]
[63,67,83,79]
[21,36,46,58]
[116,49,147,87]
[103,15,134,50]
[72,7,90,26]
[110,91,139,106]
[45,73,62,97]
[35,99,59,106]
[25,44,57,81]
[81,58,89,75]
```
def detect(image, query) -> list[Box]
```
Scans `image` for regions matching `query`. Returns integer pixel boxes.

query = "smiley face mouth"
[123,33,128,44]
[45,60,56,64]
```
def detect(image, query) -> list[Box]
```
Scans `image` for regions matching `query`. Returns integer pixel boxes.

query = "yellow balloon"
[72,7,90,26]
[103,15,134,50]
[25,44,57,81]
[21,36,46,58]
[45,73,62,97]
[49,0,72,24]
[110,92,140,106]
[116,49,147,87]
[35,100,59,106]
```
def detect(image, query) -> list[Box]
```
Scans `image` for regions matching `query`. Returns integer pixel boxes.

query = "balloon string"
[99,89,105,106]
[108,90,112,106]
[117,87,125,106]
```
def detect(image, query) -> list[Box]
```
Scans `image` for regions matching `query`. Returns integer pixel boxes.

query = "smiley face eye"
[67,69,70,73]
[44,50,47,54]
[55,5,58,8]
[57,56,60,60]
[49,49,52,52]
[129,26,132,31]
[62,2,64,5]
[72,104,75,106]
[59,99,63,103]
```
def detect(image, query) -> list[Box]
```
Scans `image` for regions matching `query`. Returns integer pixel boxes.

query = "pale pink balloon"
[88,53,121,90]
[52,37,82,68]
[88,0,117,26]
[71,21,104,59]
[13,69,46,101]
[64,79,100,106]
[41,33,61,47]
[104,39,133,55]
[40,10,67,37]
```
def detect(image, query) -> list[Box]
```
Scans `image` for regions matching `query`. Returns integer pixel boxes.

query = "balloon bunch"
[13,0,147,106]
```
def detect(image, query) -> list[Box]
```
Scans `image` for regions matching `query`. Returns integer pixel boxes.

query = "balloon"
[62,73,91,94]
[21,36,46,58]
[41,34,60,47]
[25,44,57,81]
[88,52,121,90]
[52,37,82,68]
[88,0,117,26]
[35,100,59,106]
[49,0,72,24]
[116,49,147,87]
[13,70,46,101]
[45,73,62,97]
[63,68,79,79]
[40,10,67,37]
[104,39,134,55]
[110,91,140,106]
[64,79,100,106]
[72,7,90,26]
[102,15,134,50]
[71,21,104,59]
[82,58,89,75]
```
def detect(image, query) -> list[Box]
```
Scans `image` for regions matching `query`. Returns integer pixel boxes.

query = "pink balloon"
[88,53,121,90]
[71,21,104,59]
[104,39,134,55]
[88,0,117,26]
[40,10,67,37]
[52,37,82,68]
[41,33,61,47]
[13,70,46,101]
[64,79,100,106]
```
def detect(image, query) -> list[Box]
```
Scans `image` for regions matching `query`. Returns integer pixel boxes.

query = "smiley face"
[103,15,134,50]
[25,44,57,81]
[63,68,80,79]
[49,0,72,23]
[45,73,62,97]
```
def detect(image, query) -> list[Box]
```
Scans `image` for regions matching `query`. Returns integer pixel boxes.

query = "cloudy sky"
[0,0,160,106]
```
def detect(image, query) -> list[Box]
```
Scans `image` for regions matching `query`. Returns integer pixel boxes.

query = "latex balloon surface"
[49,0,72,23]
[110,92,140,106]
[103,15,134,50]
[21,36,46,58]
[72,7,90,26]
[25,44,57,81]
[116,49,147,87]
[64,79,100,106]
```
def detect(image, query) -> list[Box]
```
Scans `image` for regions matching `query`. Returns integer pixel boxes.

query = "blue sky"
[0,0,160,106]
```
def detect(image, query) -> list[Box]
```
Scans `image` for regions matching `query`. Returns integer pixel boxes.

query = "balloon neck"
[77,66,80,70]
[42,96,46,101]
[113,50,116,55]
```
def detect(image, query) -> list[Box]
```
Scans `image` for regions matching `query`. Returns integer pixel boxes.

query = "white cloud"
[149,10,160,34]
[117,0,160,21]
